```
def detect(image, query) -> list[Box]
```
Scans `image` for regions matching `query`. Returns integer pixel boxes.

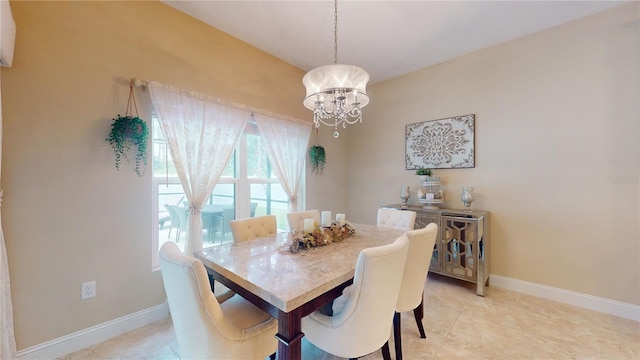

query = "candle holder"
[461,186,475,210]
[400,185,411,208]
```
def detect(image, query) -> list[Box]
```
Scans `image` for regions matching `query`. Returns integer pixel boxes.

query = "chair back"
[377,208,416,230]
[166,205,188,232]
[159,242,244,359]
[286,210,321,232]
[165,204,181,228]
[396,223,438,312]
[303,235,409,358]
[230,215,277,242]
[250,202,259,217]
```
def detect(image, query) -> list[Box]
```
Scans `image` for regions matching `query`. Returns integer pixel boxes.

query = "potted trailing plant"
[107,114,148,176]
[309,145,326,175]
[415,167,432,182]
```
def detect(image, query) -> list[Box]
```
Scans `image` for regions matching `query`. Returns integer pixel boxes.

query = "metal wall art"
[405,114,475,169]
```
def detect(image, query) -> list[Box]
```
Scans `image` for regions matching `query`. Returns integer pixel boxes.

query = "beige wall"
[348,3,639,305]
[2,0,637,352]
[0,0,348,350]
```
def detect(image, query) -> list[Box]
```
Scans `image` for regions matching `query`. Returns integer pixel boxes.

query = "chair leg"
[393,312,403,360]
[269,353,276,360]
[381,341,392,360]
[208,273,215,293]
[413,298,427,339]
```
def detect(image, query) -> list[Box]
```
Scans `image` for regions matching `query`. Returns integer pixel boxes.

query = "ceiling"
[162,0,628,84]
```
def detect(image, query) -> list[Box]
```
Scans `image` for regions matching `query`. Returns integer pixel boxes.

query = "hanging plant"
[106,80,148,176]
[107,115,148,176]
[309,145,326,175]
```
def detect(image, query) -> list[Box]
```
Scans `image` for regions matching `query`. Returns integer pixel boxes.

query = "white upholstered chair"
[301,235,410,360]
[376,208,417,231]
[230,214,277,242]
[393,223,439,360]
[286,209,321,232]
[159,242,277,360]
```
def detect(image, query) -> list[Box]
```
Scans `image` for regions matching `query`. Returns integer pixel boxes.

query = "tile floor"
[59,274,639,360]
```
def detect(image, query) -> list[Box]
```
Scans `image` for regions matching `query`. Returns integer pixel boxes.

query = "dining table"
[200,203,233,216]
[194,223,405,360]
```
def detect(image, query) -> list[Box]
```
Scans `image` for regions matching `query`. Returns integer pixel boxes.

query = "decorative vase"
[400,185,411,208]
[461,187,475,210]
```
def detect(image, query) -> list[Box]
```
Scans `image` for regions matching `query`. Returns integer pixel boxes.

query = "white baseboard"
[14,277,639,359]
[16,302,170,360]
[490,274,640,322]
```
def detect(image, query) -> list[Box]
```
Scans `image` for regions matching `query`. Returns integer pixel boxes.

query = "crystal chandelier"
[302,0,370,138]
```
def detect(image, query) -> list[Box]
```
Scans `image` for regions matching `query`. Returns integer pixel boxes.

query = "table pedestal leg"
[275,308,304,360]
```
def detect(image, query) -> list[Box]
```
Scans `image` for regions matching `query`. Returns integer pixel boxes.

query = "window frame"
[151,118,303,270]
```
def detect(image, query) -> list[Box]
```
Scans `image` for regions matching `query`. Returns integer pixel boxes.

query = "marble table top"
[195,223,405,312]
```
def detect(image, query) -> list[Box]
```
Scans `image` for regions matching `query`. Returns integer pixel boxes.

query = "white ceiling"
[162,0,628,84]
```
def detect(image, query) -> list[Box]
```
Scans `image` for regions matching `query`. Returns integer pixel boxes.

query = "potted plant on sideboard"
[415,167,432,182]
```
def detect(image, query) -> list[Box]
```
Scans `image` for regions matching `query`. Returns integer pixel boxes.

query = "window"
[151,116,300,268]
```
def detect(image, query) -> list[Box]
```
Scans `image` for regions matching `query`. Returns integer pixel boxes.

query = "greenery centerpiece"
[289,221,356,253]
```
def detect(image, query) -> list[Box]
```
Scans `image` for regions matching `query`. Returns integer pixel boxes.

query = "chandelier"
[302,0,370,138]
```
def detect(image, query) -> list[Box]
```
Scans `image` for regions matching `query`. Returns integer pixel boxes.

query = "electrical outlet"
[82,281,96,300]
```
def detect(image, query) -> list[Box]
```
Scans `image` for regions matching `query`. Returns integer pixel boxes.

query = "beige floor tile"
[59,275,639,360]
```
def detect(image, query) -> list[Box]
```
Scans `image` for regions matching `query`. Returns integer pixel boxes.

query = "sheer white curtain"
[149,82,250,256]
[1,0,17,358]
[255,114,312,212]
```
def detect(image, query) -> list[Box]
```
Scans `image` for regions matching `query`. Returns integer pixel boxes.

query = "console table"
[384,205,490,296]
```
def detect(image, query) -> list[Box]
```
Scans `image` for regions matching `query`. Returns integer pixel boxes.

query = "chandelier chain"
[334,0,338,64]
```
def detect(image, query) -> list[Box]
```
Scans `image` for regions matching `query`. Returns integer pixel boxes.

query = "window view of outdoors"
[153,117,294,255]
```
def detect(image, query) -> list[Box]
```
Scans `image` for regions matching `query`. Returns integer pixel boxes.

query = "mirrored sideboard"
[384,205,490,296]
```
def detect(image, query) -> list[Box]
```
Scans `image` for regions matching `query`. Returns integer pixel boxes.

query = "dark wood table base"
[207,268,352,360]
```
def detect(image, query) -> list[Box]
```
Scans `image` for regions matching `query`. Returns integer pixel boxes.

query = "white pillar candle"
[321,211,332,227]
[336,213,346,225]
[303,218,314,233]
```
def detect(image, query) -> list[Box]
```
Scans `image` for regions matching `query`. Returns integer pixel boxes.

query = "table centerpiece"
[289,220,356,253]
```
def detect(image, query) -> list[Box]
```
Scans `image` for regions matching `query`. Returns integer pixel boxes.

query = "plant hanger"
[309,127,326,176]
[106,80,149,176]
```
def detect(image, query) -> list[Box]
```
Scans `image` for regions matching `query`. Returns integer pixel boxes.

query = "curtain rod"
[130,78,310,126]
[132,78,148,89]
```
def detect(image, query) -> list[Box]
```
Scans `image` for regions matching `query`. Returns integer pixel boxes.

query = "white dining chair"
[165,204,189,242]
[393,223,438,360]
[159,242,277,360]
[301,235,410,360]
[286,209,321,232]
[377,208,417,231]
[229,214,277,242]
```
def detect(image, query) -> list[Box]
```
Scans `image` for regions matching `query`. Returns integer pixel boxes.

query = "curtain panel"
[1,0,17,358]
[149,82,250,256]
[255,115,312,212]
